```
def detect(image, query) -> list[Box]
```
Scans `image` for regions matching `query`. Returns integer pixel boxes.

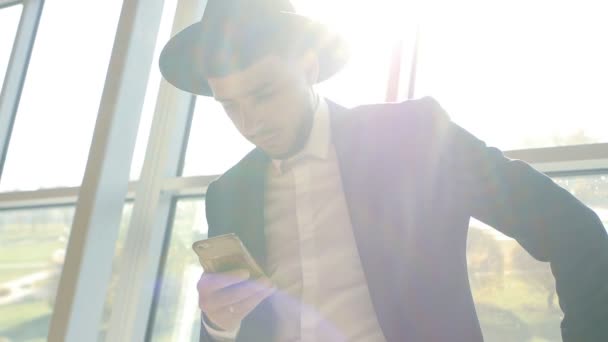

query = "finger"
[204,277,274,313]
[205,312,241,332]
[206,285,276,328]
[198,269,250,295]
[229,285,276,317]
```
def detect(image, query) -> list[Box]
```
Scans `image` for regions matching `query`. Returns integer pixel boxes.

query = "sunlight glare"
[415,0,608,149]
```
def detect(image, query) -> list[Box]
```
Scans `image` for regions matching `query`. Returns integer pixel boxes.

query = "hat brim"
[159,13,349,97]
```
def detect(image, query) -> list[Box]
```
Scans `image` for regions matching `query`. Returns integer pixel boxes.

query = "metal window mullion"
[505,142,608,164]
[0,0,22,10]
[0,0,43,179]
[104,82,194,342]
[407,25,420,100]
[0,187,79,209]
[46,0,166,340]
[0,175,218,209]
[530,159,608,174]
[104,0,207,341]
[0,183,140,210]
[161,175,217,193]
[385,39,403,102]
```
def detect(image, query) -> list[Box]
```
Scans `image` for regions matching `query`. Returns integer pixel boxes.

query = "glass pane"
[0,1,120,192]
[0,4,22,85]
[415,0,608,150]
[182,99,254,176]
[148,198,207,341]
[467,174,608,341]
[181,0,413,176]
[0,203,129,340]
[0,0,179,188]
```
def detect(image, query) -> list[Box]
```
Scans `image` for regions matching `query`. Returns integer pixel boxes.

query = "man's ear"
[302,51,320,86]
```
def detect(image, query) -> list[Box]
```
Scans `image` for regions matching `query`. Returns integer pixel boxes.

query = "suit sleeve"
[199,182,217,342]
[199,182,241,342]
[201,315,240,341]
[419,97,608,341]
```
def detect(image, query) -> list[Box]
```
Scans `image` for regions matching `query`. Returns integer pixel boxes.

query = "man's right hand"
[198,269,276,331]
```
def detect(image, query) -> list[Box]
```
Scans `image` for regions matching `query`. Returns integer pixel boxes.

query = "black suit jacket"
[200,97,608,341]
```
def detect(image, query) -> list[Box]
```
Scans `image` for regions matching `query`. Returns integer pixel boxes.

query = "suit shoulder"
[207,148,266,195]
[346,96,447,122]
[340,97,449,134]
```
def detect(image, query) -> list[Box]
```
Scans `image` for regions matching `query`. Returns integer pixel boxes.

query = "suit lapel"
[234,148,269,269]
[231,149,277,342]
[329,100,404,341]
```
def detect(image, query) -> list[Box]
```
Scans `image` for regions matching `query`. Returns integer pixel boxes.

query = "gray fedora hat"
[159,0,350,96]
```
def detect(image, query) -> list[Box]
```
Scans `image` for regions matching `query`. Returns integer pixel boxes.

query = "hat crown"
[159,0,349,96]
[203,0,295,20]
[200,0,296,39]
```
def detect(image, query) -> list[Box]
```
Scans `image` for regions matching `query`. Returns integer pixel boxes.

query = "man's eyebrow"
[215,81,275,103]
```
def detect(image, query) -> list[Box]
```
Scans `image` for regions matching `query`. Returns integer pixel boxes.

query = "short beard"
[277,111,314,159]
[270,89,319,160]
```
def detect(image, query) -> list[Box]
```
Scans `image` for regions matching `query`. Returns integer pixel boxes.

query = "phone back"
[192,233,265,278]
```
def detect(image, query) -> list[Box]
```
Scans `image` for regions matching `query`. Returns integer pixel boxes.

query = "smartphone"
[192,233,265,278]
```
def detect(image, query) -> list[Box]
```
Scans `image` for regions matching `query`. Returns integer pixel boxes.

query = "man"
[159,0,608,341]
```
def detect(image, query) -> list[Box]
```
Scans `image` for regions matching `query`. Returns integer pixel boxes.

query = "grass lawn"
[0,233,63,341]
[0,300,51,341]
[0,269,42,284]
[0,240,63,265]
[472,275,562,341]
[0,239,62,283]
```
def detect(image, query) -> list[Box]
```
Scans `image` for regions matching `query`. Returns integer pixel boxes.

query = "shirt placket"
[292,160,318,342]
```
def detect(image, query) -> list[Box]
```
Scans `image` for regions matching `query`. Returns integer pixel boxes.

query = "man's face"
[208,54,318,159]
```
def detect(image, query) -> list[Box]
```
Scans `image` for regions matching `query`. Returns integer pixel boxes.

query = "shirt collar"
[271,97,331,172]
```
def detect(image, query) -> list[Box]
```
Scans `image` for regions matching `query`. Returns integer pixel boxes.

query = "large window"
[414,0,608,150]
[1,0,607,341]
[0,0,178,339]
[0,4,22,86]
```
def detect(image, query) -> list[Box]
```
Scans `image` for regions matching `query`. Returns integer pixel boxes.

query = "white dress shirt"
[206,98,386,341]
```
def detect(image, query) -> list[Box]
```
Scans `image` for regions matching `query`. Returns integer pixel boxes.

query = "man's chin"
[260,143,300,160]
[263,148,292,160]
[257,124,310,160]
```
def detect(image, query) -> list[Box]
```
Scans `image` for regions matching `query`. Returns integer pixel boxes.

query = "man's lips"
[250,132,277,143]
